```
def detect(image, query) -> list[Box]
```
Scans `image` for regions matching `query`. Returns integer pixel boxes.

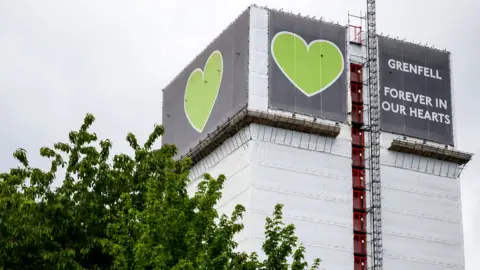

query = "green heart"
[271,31,344,96]
[184,50,223,133]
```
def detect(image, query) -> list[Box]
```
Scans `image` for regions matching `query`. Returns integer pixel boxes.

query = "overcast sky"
[0,0,478,269]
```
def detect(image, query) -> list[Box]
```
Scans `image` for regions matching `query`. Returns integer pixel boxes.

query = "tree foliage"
[0,114,321,269]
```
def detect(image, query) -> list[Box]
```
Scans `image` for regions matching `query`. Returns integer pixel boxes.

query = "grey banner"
[268,11,348,122]
[378,36,453,145]
[162,11,249,157]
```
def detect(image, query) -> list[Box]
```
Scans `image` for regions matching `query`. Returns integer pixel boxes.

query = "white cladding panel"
[383,234,463,266]
[383,211,463,244]
[249,236,353,270]
[382,187,462,221]
[188,127,253,242]
[187,124,466,269]
[249,209,352,249]
[248,6,269,111]
[248,124,353,269]
[250,235,353,270]
[381,148,465,269]
[189,124,353,269]
[383,257,464,270]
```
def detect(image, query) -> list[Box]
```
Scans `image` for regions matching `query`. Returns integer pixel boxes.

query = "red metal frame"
[350,63,363,84]
[352,128,365,147]
[349,25,363,44]
[353,190,367,211]
[351,104,364,125]
[354,256,367,270]
[350,56,367,270]
[352,148,365,168]
[352,168,366,189]
[353,212,367,233]
[354,233,367,255]
[351,83,363,104]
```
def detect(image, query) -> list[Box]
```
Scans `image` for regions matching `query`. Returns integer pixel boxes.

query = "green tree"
[0,114,321,270]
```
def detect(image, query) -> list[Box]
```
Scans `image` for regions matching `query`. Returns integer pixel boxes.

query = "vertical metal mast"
[366,0,383,269]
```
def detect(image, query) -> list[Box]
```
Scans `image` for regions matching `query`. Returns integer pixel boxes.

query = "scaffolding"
[182,106,341,166]
[348,2,382,269]
[388,137,473,178]
[348,10,369,270]
[366,1,383,269]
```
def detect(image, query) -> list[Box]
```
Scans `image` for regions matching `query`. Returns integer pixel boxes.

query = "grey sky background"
[0,0,478,269]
